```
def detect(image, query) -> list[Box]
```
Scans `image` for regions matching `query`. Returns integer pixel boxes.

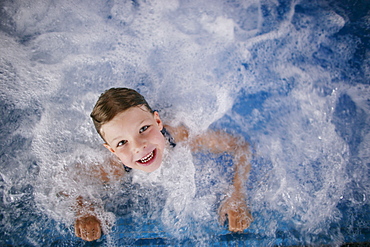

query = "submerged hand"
[75,215,102,241]
[219,194,253,232]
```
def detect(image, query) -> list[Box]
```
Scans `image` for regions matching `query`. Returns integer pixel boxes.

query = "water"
[0,0,369,246]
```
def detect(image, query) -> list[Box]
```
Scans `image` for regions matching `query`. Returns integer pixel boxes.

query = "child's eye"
[117,140,127,147]
[139,125,150,133]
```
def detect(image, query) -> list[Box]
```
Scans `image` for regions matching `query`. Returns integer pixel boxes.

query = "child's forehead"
[109,105,152,124]
[101,106,153,139]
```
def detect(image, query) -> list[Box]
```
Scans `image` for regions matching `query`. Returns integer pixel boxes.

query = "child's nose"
[133,138,147,153]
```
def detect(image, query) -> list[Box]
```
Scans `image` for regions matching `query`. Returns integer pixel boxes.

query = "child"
[74,88,253,241]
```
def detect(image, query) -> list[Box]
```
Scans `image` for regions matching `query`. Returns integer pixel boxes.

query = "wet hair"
[90,88,153,141]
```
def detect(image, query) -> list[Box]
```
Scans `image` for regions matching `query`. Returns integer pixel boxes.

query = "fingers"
[228,209,242,232]
[219,196,253,232]
[227,207,253,232]
[75,216,102,241]
[82,222,101,241]
[220,206,251,232]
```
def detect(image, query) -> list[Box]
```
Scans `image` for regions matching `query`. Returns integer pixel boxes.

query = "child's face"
[101,106,165,173]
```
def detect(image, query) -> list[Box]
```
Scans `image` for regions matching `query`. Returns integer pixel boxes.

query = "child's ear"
[103,143,115,154]
[153,111,163,131]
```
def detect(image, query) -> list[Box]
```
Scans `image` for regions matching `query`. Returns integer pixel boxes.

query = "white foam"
[1,0,369,245]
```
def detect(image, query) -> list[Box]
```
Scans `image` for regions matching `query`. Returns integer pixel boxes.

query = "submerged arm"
[73,157,125,241]
[166,125,251,189]
[189,129,253,232]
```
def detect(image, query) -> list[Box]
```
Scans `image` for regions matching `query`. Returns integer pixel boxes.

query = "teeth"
[140,151,154,163]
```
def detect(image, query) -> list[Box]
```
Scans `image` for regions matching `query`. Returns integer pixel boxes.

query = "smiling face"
[101,105,165,173]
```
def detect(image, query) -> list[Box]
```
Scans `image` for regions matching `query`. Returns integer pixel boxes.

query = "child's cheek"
[118,151,129,164]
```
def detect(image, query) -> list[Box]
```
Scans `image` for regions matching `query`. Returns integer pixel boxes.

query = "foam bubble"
[1,0,369,245]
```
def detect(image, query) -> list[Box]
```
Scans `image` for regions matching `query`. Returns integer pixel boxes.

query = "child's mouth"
[137,149,156,166]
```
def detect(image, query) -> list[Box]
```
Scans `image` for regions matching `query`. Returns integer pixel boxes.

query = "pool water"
[0,0,369,246]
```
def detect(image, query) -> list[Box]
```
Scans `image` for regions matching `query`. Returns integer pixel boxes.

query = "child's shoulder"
[88,156,125,183]
[164,124,189,143]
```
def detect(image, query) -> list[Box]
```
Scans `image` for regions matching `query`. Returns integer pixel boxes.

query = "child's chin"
[135,159,161,173]
[144,162,161,173]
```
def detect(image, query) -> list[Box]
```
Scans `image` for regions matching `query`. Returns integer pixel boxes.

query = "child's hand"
[75,215,102,241]
[219,193,253,232]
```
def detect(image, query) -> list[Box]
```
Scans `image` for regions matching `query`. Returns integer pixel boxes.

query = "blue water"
[1,0,369,246]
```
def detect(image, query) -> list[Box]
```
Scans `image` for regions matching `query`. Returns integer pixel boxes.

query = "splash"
[0,0,369,246]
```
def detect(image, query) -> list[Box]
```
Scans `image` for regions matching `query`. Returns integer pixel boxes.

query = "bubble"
[1,0,369,246]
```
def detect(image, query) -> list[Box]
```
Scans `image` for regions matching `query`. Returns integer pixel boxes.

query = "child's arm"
[73,157,125,241]
[218,149,253,232]
[167,125,253,232]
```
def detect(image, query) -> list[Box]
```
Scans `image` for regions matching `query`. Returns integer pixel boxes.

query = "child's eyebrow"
[138,119,147,126]
[111,135,125,143]
[109,118,150,143]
